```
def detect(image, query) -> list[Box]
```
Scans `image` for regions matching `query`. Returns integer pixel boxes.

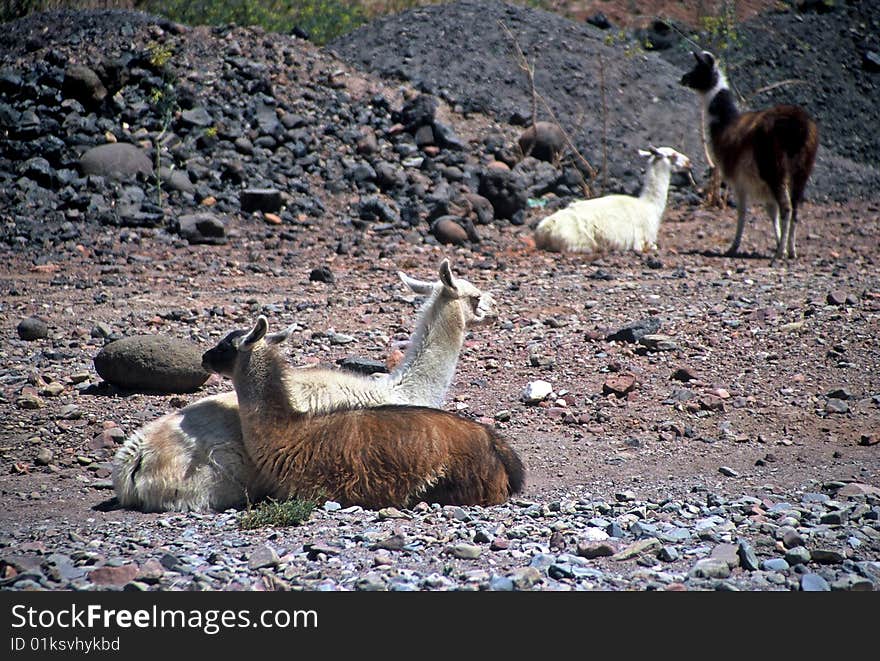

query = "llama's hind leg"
[765,202,781,246]
[725,190,748,256]
[771,191,793,265]
[786,203,800,260]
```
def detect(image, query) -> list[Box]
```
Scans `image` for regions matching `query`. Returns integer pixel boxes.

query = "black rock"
[400,94,438,131]
[414,124,434,147]
[62,64,107,107]
[240,188,282,213]
[864,51,880,73]
[433,121,465,150]
[478,167,527,220]
[180,107,213,128]
[635,20,678,51]
[358,196,398,223]
[17,317,49,341]
[586,13,612,30]
[606,317,661,343]
[826,387,852,400]
[309,266,335,283]
[796,0,837,13]
[20,157,57,188]
[374,162,406,190]
[176,213,227,245]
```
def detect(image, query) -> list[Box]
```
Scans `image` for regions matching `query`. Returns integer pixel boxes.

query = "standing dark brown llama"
[680,51,819,264]
[201,316,525,509]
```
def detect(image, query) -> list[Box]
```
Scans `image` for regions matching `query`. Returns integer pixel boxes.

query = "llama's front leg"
[771,195,793,265]
[725,191,748,256]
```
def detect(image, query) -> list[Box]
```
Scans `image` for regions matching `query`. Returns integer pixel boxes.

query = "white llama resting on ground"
[534,146,691,253]
[112,259,497,512]
[200,316,525,509]
[680,51,819,263]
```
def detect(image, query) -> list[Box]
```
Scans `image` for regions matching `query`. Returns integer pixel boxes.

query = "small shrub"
[141,0,368,44]
[238,497,318,530]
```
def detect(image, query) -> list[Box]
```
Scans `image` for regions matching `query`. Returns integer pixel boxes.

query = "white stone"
[581,527,610,542]
[522,380,553,403]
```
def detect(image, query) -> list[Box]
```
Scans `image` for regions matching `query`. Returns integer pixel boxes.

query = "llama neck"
[639,161,673,224]
[388,290,464,407]
[233,347,296,423]
[703,71,740,142]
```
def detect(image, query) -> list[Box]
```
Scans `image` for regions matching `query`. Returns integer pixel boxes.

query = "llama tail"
[490,430,525,496]
[111,431,145,507]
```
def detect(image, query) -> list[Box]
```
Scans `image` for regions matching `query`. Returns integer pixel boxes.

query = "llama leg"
[772,193,793,265]
[766,202,781,245]
[787,204,799,259]
[725,191,748,256]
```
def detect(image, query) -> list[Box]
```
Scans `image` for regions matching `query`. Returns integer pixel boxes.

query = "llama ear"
[438,259,458,294]
[266,324,294,346]
[638,149,652,159]
[241,315,268,348]
[399,271,435,296]
[649,146,664,158]
[699,51,715,67]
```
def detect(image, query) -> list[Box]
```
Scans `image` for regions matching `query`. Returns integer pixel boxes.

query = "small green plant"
[603,28,645,60]
[141,0,369,45]
[146,41,179,207]
[699,1,741,55]
[204,125,218,139]
[238,497,318,530]
[147,41,174,69]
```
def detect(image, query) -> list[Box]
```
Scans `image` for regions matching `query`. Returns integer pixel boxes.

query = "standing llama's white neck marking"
[703,68,731,114]
[387,287,464,407]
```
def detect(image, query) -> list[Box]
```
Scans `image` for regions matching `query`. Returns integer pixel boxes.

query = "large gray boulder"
[79,143,153,179]
[93,335,210,393]
[176,213,227,245]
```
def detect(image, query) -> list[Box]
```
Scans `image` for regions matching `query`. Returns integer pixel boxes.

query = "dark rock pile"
[0,5,710,263]
[331,0,880,203]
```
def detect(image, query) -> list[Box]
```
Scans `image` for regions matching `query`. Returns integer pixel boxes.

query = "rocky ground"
[0,2,878,592]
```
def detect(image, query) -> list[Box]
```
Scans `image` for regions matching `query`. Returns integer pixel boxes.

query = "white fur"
[534,147,690,253]
[111,259,497,512]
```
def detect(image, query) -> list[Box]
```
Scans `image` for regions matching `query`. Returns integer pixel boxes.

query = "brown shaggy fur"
[202,317,524,509]
[681,51,819,263]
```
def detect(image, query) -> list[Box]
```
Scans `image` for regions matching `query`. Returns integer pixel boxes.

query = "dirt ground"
[2,197,878,520]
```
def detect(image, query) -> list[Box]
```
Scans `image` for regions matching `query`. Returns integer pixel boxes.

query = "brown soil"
[2,197,878,516]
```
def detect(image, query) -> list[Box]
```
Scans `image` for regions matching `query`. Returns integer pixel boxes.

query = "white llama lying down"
[534,146,691,253]
[112,258,498,512]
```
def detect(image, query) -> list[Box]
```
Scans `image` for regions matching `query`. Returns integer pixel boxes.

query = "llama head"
[680,50,721,93]
[202,316,292,377]
[638,146,691,171]
[398,258,498,327]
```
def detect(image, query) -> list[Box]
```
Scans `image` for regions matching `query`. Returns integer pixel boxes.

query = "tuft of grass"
[238,497,318,530]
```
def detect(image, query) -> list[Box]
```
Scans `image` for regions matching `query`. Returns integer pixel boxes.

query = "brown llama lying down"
[112,258,497,512]
[201,316,525,509]
[680,51,819,263]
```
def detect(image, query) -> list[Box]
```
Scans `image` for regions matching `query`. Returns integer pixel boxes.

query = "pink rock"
[88,564,139,586]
